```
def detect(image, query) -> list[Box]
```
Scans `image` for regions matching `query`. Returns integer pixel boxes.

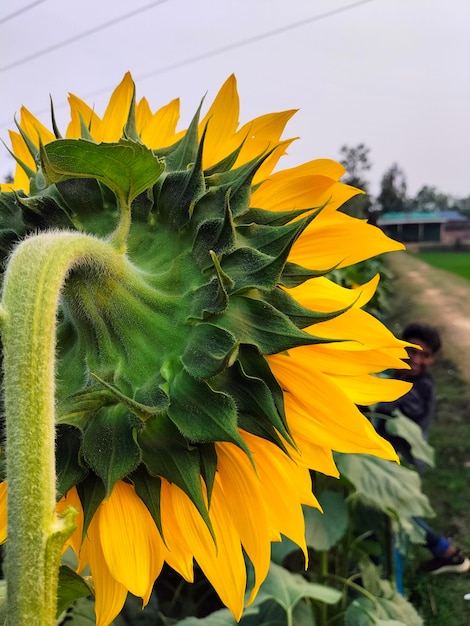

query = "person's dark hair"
[402,323,441,354]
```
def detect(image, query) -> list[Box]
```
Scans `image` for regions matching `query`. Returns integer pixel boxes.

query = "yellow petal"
[286,437,340,477]
[99,72,135,142]
[290,210,404,270]
[66,93,102,139]
[139,97,182,148]
[235,110,296,169]
[268,353,398,460]
[215,441,271,603]
[84,512,128,626]
[98,481,159,598]
[199,74,240,167]
[325,373,412,406]
[170,481,247,620]
[287,274,380,312]
[251,173,358,214]
[242,430,318,559]
[18,106,55,146]
[159,478,195,583]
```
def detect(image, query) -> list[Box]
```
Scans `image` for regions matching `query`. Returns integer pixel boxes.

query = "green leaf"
[174,607,237,625]
[57,596,97,625]
[82,405,141,496]
[56,565,94,618]
[303,491,349,551]
[40,138,164,205]
[254,562,341,612]
[335,453,435,527]
[345,560,424,626]
[379,409,435,467]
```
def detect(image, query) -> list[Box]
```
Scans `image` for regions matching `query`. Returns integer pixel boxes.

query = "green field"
[416,251,470,281]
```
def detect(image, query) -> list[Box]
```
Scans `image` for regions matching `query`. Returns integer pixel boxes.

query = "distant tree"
[338,143,373,219]
[409,185,451,212]
[377,163,408,214]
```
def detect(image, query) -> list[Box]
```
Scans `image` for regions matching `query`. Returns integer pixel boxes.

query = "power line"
[0,0,47,25]
[74,0,377,103]
[135,0,376,80]
[0,0,374,128]
[0,0,169,73]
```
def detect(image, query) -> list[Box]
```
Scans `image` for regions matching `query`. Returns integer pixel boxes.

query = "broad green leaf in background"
[303,491,349,551]
[254,562,341,611]
[335,453,434,527]
[56,566,94,618]
[344,558,423,626]
[381,409,435,468]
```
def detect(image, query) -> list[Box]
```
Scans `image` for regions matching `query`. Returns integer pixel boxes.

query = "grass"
[384,255,470,625]
[415,251,470,282]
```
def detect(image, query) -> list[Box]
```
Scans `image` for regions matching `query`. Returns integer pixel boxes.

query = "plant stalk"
[1,231,122,625]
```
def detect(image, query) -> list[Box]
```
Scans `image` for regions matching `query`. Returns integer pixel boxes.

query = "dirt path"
[385,250,470,388]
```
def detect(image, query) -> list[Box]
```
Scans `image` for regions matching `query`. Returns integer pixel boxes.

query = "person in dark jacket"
[375,323,469,575]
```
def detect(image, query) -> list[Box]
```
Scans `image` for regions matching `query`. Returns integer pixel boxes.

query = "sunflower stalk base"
[1,233,124,625]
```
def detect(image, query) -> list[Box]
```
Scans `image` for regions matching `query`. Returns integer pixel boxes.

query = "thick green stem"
[1,231,123,626]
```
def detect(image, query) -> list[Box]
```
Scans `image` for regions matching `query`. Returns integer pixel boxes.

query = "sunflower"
[0,73,410,625]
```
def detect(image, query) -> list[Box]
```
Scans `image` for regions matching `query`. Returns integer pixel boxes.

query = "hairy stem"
[1,231,123,625]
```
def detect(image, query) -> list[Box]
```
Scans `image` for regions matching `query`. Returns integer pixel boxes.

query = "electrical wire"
[0,0,169,73]
[0,0,47,25]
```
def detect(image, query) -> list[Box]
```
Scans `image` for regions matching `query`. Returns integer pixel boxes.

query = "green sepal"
[236,206,317,227]
[56,386,116,430]
[16,193,74,231]
[90,372,169,422]
[49,98,63,140]
[128,467,163,536]
[199,443,218,506]
[181,323,238,378]
[263,286,347,329]
[204,152,269,218]
[168,369,249,451]
[235,212,313,259]
[281,260,340,288]
[191,188,236,264]
[14,115,40,162]
[40,138,164,205]
[164,103,202,171]
[53,177,109,233]
[189,277,229,319]
[76,473,106,538]
[56,425,89,499]
[220,213,312,292]
[82,405,141,497]
[221,246,286,291]
[216,295,333,354]
[138,414,214,537]
[122,84,140,142]
[153,136,205,230]
[213,355,292,451]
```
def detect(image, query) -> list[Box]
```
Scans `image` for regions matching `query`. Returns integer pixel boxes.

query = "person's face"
[405,338,436,377]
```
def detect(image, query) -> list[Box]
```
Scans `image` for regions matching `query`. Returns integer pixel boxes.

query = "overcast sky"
[1,0,469,199]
